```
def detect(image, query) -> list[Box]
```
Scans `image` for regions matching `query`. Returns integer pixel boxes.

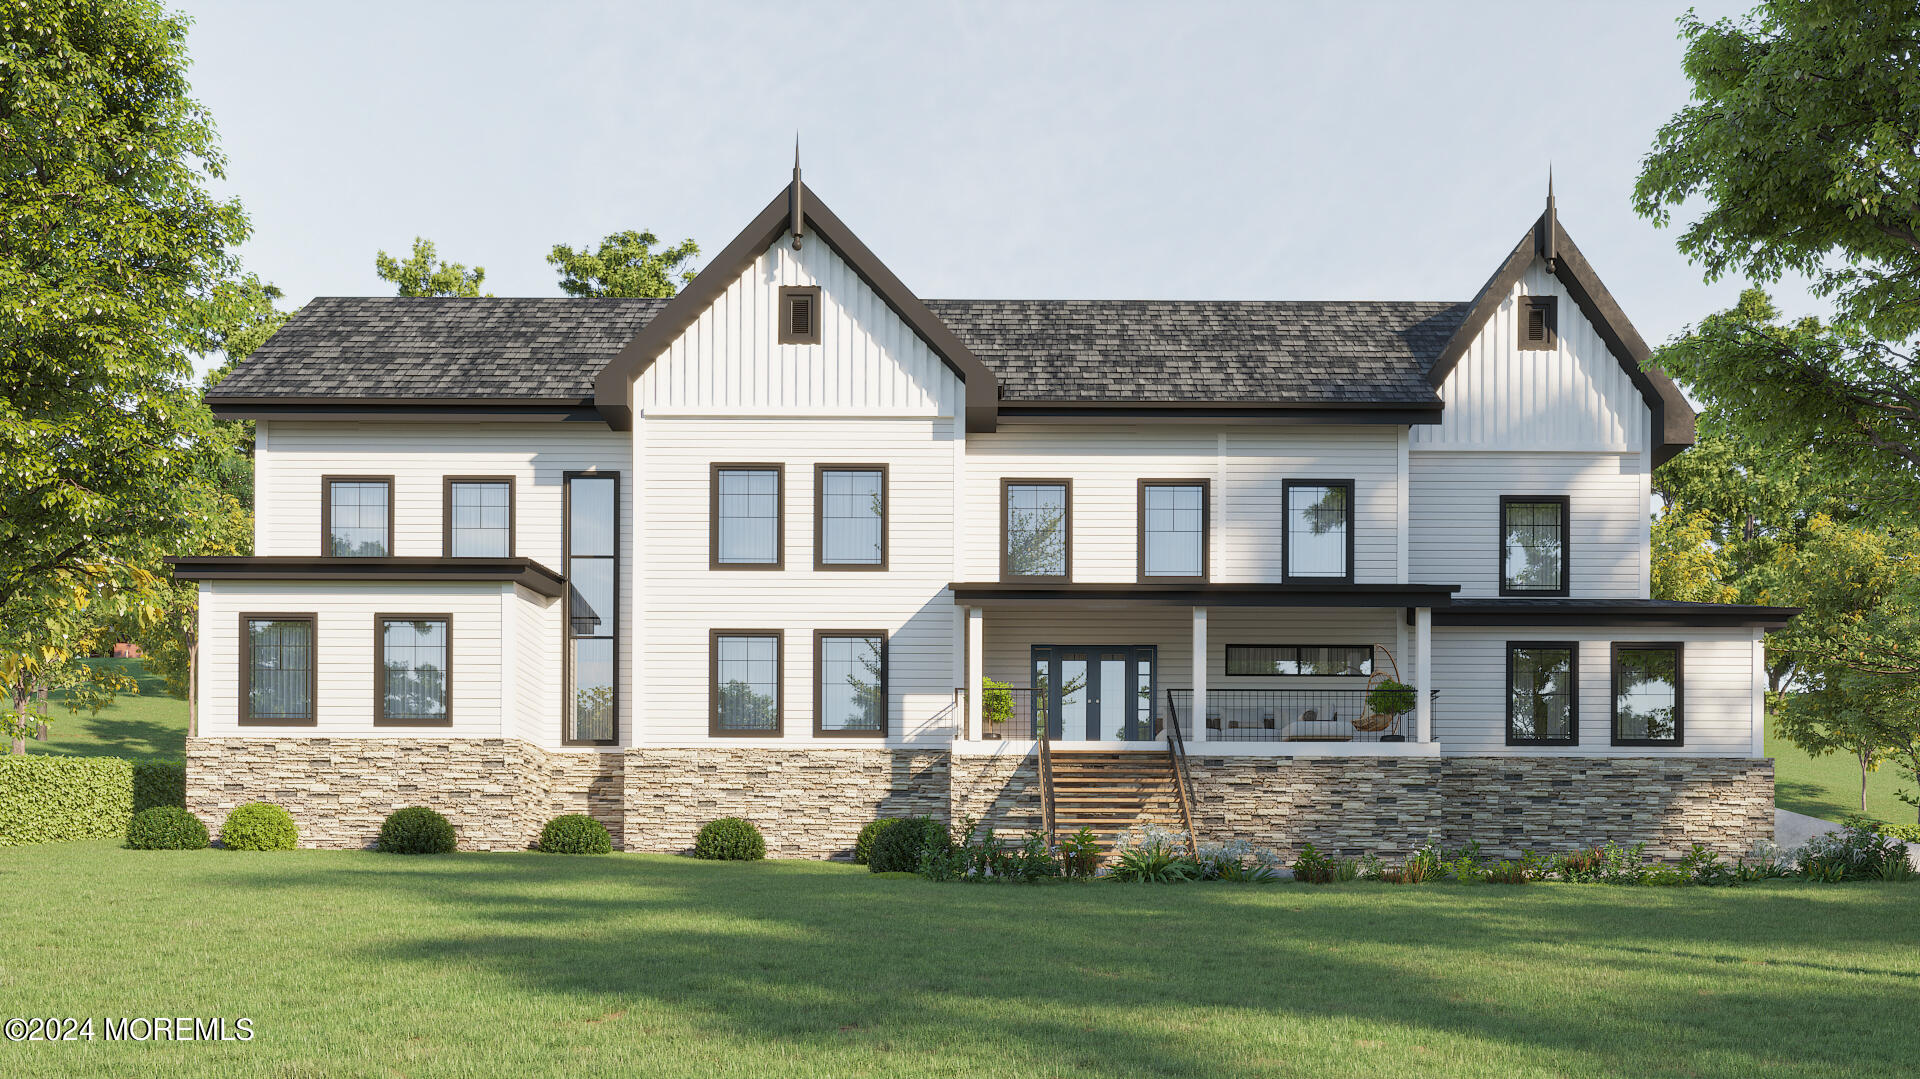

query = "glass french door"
[1030,645,1157,741]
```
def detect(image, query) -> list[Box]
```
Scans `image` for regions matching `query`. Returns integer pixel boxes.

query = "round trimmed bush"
[539,813,613,854]
[126,806,209,850]
[221,802,298,851]
[854,818,900,865]
[693,817,765,861]
[868,815,948,874]
[377,806,456,854]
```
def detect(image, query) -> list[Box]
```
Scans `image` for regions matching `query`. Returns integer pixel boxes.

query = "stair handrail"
[1036,727,1056,842]
[1164,689,1199,859]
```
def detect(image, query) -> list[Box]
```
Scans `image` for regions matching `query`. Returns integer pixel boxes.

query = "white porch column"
[1414,606,1433,743]
[965,607,984,740]
[1190,606,1208,744]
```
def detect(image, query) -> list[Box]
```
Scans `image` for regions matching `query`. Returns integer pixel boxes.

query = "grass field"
[1765,724,1916,827]
[0,843,1914,1079]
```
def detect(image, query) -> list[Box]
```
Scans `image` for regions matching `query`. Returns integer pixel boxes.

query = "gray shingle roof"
[209,296,1471,405]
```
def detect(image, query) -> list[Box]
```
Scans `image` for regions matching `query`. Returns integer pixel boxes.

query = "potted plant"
[981,677,1013,739]
[1363,678,1417,741]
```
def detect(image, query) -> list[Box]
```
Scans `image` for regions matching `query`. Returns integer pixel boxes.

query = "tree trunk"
[187,632,198,739]
[1860,749,1870,812]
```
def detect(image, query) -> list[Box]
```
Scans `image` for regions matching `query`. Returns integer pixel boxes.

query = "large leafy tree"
[548,229,699,298]
[375,237,487,297]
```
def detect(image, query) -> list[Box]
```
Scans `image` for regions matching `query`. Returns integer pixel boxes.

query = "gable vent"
[779,285,821,345]
[1519,295,1557,351]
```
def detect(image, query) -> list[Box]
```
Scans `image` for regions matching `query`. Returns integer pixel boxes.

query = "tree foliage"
[375,237,487,297]
[548,229,699,298]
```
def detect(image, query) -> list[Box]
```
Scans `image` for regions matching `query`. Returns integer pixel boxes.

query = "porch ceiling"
[947,581,1459,609]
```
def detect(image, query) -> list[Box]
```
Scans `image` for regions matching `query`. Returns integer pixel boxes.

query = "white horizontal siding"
[1431,628,1759,757]
[508,584,560,746]
[1408,451,1648,598]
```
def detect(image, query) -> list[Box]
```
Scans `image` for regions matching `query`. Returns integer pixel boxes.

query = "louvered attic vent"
[779,286,821,344]
[1519,295,1557,351]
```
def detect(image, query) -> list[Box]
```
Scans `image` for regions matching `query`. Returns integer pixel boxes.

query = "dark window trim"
[373,613,453,727]
[442,476,516,558]
[813,464,888,572]
[562,470,620,747]
[321,475,395,558]
[710,628,784,738]
[711,463,785,570]
[1137,478,1210,584]
[1519,294,1558,351]
[1505,640,1580,747]
[778,285,822,345]
[1281,478,1355,584]
[813,629,888,738]
[1000,477,1073,583]
[1223,643,1375,677]
[1611,641,1684,747]
[1499,495,1571,597]
[237,612,318,727]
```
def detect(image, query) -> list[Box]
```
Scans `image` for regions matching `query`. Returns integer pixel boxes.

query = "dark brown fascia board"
[1428,212,1696,465]
[594,181,1000,433]
[994,401,1444,425]
[169,555,565,599]
[209,398,603,423]
[1431,602,1799,630]
[948,581,1459,609]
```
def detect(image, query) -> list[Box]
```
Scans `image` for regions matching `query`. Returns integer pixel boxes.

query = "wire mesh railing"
[1164,688,1412,743]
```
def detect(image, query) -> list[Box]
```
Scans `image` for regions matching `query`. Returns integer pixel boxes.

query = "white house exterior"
[177,171,1791,858]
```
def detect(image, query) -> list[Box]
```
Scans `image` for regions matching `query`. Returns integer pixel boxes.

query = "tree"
[548,230,699,298]
[375,237,487,297]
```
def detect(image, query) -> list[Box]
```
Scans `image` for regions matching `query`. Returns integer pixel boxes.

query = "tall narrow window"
[1283,480,1352,581]
[566,473,618,744]
[816,466,886,569]
[1508,642,1577,746]
[816,631,886,736]
[376,616,450,726]
[445,478,513,557]
[1139,480,1208,581]
[712,465,783,568]
[240,614,315,725]
[324,477,391,557]
[1002,480,1070,580]
[711,631,782,735]
[1613,643,1682,746]
[1501,496,1570,595]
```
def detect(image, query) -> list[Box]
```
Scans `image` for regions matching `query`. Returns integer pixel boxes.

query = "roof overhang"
[168,556,566,598]
[950,581,1459,609]
[207,398,604,423]
[1431,600,1798,630]
[993,400,1443,425]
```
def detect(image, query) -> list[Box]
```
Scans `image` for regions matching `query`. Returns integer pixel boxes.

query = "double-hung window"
[240,614,316,725]
[376,616,450,726]
[1139,480,1207,581]
[445,478,513,557]
[1507,642,1577,746]
[815,631,886,736]
[1501,496,1570,595]
[566,473,618,744]
[712,465,783,568]
[816,466,886,569]
[324,477,392,557]
[1283,480,1352,581]
[1613,643,1682,746]
[712,631,782,735]
[1002,480,1070,580]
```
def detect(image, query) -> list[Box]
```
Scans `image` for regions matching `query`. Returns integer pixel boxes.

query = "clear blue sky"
[176,0,1817,360]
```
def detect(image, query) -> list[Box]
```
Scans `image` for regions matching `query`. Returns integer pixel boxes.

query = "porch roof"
[947,581,1459,609]
[168,556,566,599]
[1432,598,1800,629]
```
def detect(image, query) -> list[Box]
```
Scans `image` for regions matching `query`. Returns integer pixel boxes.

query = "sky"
[175,0,1820,371]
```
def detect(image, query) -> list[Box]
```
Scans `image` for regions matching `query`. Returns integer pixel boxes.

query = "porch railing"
[1164,689,1415,743]
[1164,695,1199,858]
[981,686,1046,739]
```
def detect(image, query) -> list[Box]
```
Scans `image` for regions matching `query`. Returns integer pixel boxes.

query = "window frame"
[562,470,620,747]
[320,475,394,558]
[1280,478,1355,583]
[710,629,784,738]
[1137,478,1210,584]
[1499,495,1572,597]
[1519,295,1558,351]
[778,285,822,345]
[813,629,889,738]
[710,463,785,570]
[1223,643,1374,678]
[373,613,453,727]
[813,464,888,572]
[237,612,318,727]
[1611,641,1684,747]
[442,476,516,558]
[1505,640,1580,747]
[999,477,1073,583]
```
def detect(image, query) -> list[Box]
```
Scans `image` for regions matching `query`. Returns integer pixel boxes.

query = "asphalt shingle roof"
[209,296,1472,405]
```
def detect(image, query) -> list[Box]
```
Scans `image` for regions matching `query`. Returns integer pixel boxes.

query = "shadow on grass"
[31,715,185,759]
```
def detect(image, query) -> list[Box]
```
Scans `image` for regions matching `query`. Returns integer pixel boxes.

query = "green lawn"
[0,843,1915,1078]
[1766,721,1916,828]
[30,659,186,760]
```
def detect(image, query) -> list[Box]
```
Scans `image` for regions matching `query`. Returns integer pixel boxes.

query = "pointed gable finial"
[1543,166,1557,270]
[790,135,804,250]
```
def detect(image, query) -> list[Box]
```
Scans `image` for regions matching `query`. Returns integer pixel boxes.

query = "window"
[712,465,783,568]
[1501,496,1570,596]
[1613,643,1682,746]
[1139,480,1208,581]
[566,473,618,744]
[1508,642,1578,746]
[375,615,450,725]
[815,466,886,569]
[779,286,821,345]
[711,631,782,736]
[1283,480,1352,581]
[815,631,886,737]
[1519,295,1558,351]
[323,477,392,557]
[1225,644,1373,677]
[444,478,513,557]
[1002,480,1070,580]
[239,614,315,725]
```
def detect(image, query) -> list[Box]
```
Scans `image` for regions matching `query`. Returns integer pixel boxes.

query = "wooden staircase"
[1044,750,1190,847]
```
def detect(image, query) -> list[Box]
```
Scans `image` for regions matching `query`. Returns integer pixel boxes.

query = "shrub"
[1059,826,1105,879]
[980,677,1014,734]
[133,760,186,812]
[693,817,765,861]
[854,818,900,865]
[1799,821,1909,882]
[377,806,456,854]
[1365,679,1417,717]
[1108,829,1200,883]
[221,802,298,851]
[1290,842,1335,884]
[125,806,209,850]
[1484,859,1533,884]
[0,757,135,846]
[1197,838,1278,883]
[539,814,612,854]
[918,819,1058,882]
[868,815,947,873]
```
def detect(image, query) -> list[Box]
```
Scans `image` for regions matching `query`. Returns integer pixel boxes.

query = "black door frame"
[1030,645,1158,741]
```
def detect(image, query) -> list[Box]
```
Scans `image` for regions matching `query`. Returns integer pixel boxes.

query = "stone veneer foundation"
[186,739,1773,859]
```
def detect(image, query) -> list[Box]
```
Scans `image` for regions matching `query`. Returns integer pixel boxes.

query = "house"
[174,165,1793,859]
